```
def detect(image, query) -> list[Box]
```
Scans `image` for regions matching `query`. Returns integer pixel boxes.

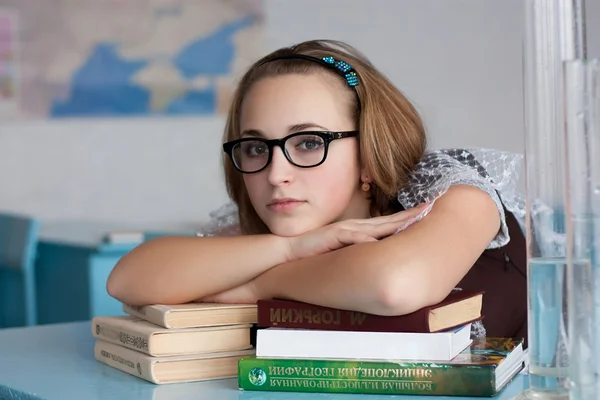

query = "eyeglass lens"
[232,133,326,172]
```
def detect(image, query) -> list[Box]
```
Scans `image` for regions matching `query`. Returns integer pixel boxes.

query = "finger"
[336,229,379,246]
[389,203,431,218]
[351,204,429,226]
[359,219,417,238]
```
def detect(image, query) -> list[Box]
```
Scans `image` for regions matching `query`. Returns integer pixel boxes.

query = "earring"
[361,182,370,192]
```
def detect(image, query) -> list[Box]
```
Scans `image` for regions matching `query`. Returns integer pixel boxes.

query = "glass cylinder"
[565,58,600,400]
[518,0,586,399]
[564,58,595,400]
[591,59,600,399]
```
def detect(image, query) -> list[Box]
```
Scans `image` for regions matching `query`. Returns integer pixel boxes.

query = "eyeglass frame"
[222,130,359,174]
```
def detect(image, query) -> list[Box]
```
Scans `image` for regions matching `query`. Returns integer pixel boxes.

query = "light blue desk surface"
[0,321,528,400]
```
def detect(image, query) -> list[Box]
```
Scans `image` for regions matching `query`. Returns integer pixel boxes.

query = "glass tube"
[564,58,598,400]
[517,0,586,398]
[591,59,600,400]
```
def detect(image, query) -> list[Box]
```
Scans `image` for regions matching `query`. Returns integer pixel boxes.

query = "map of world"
[0,0,264,119]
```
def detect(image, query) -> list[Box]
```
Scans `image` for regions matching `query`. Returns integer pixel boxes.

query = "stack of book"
[91,303,257,384]
[238,290,527,397]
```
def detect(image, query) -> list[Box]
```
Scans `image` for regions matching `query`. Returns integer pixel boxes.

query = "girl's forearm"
[255,240,425,316]
[254,186,500,316]
[106,234,291,306]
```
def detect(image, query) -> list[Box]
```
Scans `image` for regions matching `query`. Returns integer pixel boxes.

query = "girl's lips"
[267,199,305,212]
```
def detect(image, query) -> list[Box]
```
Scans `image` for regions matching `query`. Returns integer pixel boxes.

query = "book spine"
[122,304,170,328]
[238,357,496,396]
[257,300,428,332]
[94,340,157,384]
[92,319,152,355]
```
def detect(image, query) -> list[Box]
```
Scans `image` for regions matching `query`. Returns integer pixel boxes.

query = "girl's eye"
[244,142,269,156]
[297,138,324,151]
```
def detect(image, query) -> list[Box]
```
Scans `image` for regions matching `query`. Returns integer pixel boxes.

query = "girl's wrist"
[268,233,297,264]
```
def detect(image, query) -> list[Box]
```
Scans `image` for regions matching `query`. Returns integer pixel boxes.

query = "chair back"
[0,212,41,328]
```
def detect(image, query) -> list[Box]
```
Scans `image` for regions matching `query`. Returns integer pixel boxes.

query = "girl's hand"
[285,203,430,261]
[199,203,431,304]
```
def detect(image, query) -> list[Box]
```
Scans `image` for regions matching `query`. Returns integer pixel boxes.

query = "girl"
[107,40,527,340]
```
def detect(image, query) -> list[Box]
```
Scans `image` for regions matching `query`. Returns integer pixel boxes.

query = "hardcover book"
[122,302,257,329]
[257,290,483,333]
[91,315,253,356]
[94,340,255,384]
[238,337,525,397]
[255,323,472,361]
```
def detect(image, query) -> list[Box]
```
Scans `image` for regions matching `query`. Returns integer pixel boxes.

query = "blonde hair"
[222,40,427,235]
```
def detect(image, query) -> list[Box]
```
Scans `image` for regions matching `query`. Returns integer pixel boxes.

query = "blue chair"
[0,212,41,328]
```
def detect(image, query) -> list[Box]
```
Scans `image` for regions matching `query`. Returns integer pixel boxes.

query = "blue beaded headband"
[255,53,361,108]
[320,56,359,87]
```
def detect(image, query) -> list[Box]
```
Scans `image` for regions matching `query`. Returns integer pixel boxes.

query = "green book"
[238,337,525,397]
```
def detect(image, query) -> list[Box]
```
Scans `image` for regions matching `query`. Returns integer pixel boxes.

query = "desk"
[34,222,198,325]
[0,321,528,400]
[35,222,154,325]
[35,239,134,324]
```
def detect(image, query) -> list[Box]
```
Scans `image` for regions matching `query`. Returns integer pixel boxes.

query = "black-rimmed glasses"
[223,131,359,174]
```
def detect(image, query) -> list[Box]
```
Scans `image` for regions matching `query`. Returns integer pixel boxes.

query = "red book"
[257,290,484,333]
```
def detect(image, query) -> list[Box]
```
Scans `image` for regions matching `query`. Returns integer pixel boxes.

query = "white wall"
[0,0,598,238]
[587,0,600,59]
[267,0,526,152]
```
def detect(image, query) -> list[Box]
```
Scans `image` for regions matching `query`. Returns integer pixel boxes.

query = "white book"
[103,231,145,244]
[256,323,472,361]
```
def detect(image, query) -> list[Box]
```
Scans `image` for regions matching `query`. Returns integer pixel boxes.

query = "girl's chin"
[267,221,317,238]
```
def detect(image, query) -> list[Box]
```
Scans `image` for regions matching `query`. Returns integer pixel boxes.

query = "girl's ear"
[360,168,371,184]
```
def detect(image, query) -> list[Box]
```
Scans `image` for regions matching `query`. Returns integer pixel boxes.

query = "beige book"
[94,339,255,384]
[91,315,253,356]
[122,302,257,329]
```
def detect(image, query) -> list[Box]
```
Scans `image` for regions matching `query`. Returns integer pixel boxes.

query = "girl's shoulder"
[407,148,523,192]
[397,147,526,249]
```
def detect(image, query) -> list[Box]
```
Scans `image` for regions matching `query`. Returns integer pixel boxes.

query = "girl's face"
[239,73,370,237]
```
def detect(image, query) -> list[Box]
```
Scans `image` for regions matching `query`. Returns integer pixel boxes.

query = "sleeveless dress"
[197,148,528,343]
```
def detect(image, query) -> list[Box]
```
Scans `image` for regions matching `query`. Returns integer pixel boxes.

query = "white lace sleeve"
[396,148,526,249]
[196,202,241,237]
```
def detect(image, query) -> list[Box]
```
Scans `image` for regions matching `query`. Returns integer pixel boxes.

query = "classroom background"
[0,0,599,328]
